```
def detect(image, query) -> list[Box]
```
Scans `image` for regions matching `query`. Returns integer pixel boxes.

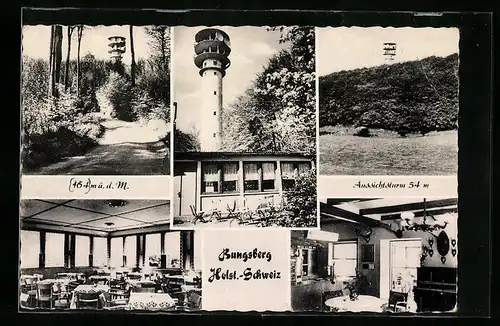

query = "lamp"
[382,199,448,236]
[108,200,126,207]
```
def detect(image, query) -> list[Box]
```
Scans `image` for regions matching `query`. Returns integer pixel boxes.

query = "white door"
[389,239,421,293]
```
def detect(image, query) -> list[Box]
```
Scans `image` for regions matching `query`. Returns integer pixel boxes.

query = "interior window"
[164,232,181,268]
[75,235,89,267]
[222,163,239,192]
[332,242,358,279]
[202,163,219,193]
[20,230,40,268]
[45,232,65,267]
[243,163,259,191]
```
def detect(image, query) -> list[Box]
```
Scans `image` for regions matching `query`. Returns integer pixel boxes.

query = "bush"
[100,71,134,121]
[262,168,317,228]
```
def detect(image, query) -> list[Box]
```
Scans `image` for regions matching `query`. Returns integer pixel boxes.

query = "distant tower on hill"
[108,36,126,62]
[383,42,397,62]
[193,28,231,151]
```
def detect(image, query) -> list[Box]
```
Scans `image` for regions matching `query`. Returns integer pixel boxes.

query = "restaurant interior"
[291,197,458,313]
[19,199,202,311]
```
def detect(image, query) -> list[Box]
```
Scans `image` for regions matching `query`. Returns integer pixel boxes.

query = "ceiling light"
[104,222,115,227]
[108,200,126,207]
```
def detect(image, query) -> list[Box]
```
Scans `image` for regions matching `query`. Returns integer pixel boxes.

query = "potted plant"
[344,271,371,301]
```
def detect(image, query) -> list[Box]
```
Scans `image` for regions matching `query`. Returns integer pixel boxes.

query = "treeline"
[220,26,316,155]
[319,53,459,134]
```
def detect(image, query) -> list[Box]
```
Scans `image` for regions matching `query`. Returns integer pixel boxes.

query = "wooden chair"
[189,205,206,224]
[177,290,202,311]
[53,283,71,309]
[383,291,409,313]
[99,290,130,310]
[322,290,344,312]
[37,283,54,309]
[75,291,100,309]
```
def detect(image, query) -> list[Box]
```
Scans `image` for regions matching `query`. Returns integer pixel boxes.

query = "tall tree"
[129,25,136,87]
[144,26,170,65]
[64,26,75,90]
[76,25,84,96]
[48,25,63,97]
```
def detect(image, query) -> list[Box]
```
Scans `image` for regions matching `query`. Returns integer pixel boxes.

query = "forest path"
[29,117,170,175]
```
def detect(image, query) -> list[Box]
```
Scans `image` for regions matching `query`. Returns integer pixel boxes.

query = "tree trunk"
[130,25,136,87]
[48,26,63,98]
[53,25,63,97]
[76,26,83,96]
[48,26,55,97]
[64,26,74,90]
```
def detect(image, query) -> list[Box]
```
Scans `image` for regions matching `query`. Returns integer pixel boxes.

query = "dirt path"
[28,118,170,175]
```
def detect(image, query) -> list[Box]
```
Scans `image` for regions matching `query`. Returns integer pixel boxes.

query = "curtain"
[262,163,276,180]
[223,163,238,181]
[298,163,310,174]
[244,163,259,180]
[281,163,295,179]
[202,163,219,182]
[45,233,65,267]
[75,235,89,267]
[20,230,40,268]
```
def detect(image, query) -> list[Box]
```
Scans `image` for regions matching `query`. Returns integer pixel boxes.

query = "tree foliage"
[319,54,459,133]
[221,26,316,154]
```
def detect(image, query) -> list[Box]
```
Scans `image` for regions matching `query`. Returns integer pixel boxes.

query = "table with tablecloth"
[325,295,387,313]
[69,284,110,309]
[127,292,176,311]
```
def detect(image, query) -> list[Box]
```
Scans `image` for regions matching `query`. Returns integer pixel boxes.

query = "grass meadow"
[319,127,458,175]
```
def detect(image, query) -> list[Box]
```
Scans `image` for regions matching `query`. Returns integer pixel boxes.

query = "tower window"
[214,72,217,76]
[213,60,217,65]
[213,111,217,116]
[203,62,207,67]
[214,91,217,95]
[213,133,216,138]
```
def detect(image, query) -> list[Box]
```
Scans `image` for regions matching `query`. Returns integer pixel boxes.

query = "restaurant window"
[145,233,161,268]
[301,249,309,276]
[93,237,108,267]
[332,242,358,279]
[110,237,124,268]
[194,232,202,271]
[75,235,89,267]
[202,162,239,194]
[243,162,276,192]
[124,236,137,268]
[45,232,65,267]
[20,230,40,268]
[164,232,181,268]
[281,162,311,191]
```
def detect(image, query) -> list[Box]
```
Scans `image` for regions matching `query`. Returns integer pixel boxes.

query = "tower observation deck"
[108,36,126,62]
[193,28,231,151]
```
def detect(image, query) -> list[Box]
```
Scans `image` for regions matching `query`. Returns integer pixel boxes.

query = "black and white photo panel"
[21,25,171,175]
[290,197,458,313]
[317,27,459,176]
[19,199,202,312]
[172,26,318,229]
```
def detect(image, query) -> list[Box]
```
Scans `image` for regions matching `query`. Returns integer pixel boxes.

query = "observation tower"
[193,28,231,151]
[108,36,126,62]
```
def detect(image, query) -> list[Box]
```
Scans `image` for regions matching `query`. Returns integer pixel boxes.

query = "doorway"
[173,162,197,217]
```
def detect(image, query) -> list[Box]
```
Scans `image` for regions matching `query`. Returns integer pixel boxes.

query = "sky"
[173,26,287,133]
[21,25,153,65]
[316,27,459,76]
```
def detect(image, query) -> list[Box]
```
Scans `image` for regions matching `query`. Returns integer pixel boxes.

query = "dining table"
[127,292,176,311]
[69,284,111,309]
[325,295,387,313]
